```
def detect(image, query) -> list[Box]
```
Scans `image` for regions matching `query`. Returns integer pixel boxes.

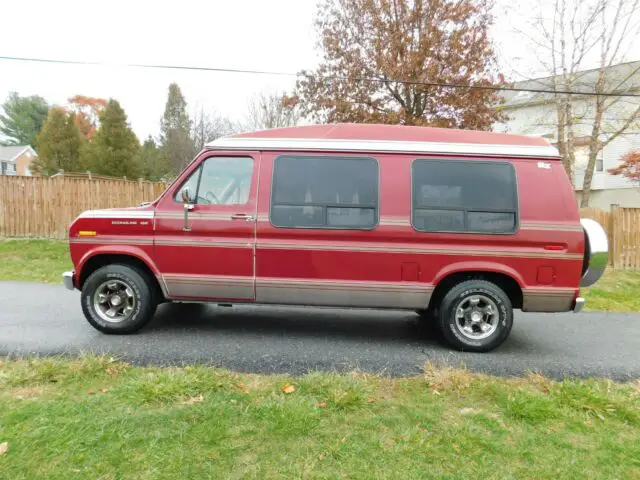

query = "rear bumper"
[573,297,585,313]
[63,271,75,291]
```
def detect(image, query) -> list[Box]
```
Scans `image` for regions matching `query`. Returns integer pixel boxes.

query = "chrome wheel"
[93,280,137,324]
[454,294,499,340]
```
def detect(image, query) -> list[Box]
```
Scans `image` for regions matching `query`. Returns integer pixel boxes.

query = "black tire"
[437,280,513,352]
[81,264,157,334]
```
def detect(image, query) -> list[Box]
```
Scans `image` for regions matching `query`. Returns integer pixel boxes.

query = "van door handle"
[230,213,255,221]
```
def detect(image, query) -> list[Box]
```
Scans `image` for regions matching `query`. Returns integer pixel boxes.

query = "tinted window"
[412,160,517,233]
[175,157,253,205]
[271,155,378,229]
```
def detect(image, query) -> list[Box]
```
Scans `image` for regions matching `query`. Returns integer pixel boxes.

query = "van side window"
[271,155,378,229]
[175,157,254,205]
[412,160,518,233]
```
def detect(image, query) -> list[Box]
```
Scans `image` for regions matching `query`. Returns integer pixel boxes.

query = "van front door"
[153,152,259,301]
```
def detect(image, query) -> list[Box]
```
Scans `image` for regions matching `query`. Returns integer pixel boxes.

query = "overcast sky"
[1,0,637,141]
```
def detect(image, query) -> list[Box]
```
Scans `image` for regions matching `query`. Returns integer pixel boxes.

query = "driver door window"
[176,156,254,205]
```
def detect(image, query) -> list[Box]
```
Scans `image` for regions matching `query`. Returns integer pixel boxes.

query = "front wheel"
[437,280,513,352]
[81,264,157,334]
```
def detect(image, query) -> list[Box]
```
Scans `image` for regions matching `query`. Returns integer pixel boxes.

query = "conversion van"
[63,123,608,352]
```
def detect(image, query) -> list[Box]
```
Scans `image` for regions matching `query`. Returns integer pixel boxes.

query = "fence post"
[610,204,619,269]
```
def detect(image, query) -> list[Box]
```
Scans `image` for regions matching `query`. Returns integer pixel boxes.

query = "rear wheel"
[81,264,157,334]
[437,280,513,352]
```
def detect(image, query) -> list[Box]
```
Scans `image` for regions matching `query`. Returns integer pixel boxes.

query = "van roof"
[206,123,560,159]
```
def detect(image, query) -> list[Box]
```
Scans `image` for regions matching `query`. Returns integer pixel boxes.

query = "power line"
[2,55,640,98]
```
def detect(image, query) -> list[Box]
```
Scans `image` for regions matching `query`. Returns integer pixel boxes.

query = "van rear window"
[412,160,518,234]
[271,155,379,229]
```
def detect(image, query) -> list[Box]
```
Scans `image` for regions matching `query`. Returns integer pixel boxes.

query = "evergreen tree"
[139,136,172,181]
[82,99,141,178]
[0,92,50,146]
[159,83,195,174]
[32,108,84,175]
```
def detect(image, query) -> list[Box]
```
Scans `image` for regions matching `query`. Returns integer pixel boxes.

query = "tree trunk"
[580,150,599,207]
[564,101,576,185]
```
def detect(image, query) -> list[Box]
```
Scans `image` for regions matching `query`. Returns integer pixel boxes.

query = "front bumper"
[63,271,75,291]
[573,297,585,313]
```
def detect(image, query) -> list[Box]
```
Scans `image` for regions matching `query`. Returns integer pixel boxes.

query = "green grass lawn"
[0,238,638,312]
[0,356,638,479]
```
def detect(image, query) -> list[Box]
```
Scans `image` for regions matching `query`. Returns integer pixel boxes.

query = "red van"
[63,124,608,352]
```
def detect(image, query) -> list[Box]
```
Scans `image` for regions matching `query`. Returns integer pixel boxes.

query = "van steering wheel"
[205,191,220,204]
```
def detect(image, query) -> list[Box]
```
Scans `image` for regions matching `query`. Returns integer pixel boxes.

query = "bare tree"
[511,0,640,206]
[191,107,242,151]
[245,92,301,131]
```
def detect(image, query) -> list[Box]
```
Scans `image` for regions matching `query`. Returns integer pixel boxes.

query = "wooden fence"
[0,176,168,239]
[2,176,640,269]
[581,206,640,269]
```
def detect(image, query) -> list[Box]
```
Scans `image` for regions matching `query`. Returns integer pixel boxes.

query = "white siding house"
[0,145,36,176]
[494,61,640,209]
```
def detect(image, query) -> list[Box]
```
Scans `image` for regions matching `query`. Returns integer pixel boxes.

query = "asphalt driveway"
[1,281,639,380]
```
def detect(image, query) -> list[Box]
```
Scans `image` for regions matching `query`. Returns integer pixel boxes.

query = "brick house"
[0,145,37,176]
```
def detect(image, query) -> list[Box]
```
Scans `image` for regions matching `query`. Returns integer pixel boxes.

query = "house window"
[0,161,6,175]
[412,160,518,234]
[271,155,379,229]
[574,145,603,172]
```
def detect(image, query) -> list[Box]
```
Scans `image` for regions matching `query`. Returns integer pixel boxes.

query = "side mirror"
[181,187,192,204]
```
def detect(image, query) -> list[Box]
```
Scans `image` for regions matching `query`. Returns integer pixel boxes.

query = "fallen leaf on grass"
[319,453,325,460]
[0,442,8,456]
[317,401,328,408]
[182,394,204,405]
[459,408,478,415]
[237,382,250,393]
[282,384,296,394]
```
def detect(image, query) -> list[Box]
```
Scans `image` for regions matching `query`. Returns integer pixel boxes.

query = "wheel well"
[78,254,165,302]
[428,271,523,311]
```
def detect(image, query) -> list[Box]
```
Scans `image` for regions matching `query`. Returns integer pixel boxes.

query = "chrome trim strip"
[70,237,153,245]
[164,274,254,285]
[573,297,585,313]
[206,137,560,158]
[520,222,583,232]
[155,238,252,248]
[256,242,582,260]
[155,212,234,220]
[256,277,434,292]
[78,209,154,219]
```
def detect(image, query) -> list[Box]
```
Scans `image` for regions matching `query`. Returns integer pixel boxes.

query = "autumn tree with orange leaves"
[295,0,506,130]
[609,151,640,184]
[67,95,107,139]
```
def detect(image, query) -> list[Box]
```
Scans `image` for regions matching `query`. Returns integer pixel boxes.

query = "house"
[0,145,37,176]
[494,61,640,209]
